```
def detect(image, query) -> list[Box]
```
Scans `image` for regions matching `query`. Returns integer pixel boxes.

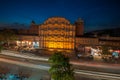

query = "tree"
[49,52,74,80]
[0,29,18,46]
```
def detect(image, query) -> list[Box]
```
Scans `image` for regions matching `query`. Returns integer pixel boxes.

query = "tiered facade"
[39,17,75,50]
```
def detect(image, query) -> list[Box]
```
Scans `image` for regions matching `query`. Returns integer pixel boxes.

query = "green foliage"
[49,52,74,80]
[0,29,18,46]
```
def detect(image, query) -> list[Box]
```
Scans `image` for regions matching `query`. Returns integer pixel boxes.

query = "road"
[0,57,120,80]
[1,50,120,74]
[0,50,120,80]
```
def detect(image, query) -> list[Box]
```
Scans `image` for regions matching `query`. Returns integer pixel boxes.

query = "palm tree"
[49,52,74,80]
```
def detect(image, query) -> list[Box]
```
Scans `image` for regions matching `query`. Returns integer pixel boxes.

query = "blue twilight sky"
[0,0,120,32]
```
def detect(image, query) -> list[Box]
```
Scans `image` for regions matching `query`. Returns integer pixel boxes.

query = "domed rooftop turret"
[31,20,36,25]
[75,18,84,23]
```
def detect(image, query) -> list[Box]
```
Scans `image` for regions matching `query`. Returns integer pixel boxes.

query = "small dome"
[76,18,84,23]
[31,20,36,24]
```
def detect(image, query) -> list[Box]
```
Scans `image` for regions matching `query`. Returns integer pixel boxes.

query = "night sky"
[0,0,120,32]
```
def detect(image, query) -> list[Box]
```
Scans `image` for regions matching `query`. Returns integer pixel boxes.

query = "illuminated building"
[99,36,120,47]
[17,21,39,49]
[75,18,84,36]
[75,37,99,55]
[39,17,75,51]
[16,35,39,48]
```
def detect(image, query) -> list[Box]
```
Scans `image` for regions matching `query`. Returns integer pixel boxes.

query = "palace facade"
[39,17,75,50]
